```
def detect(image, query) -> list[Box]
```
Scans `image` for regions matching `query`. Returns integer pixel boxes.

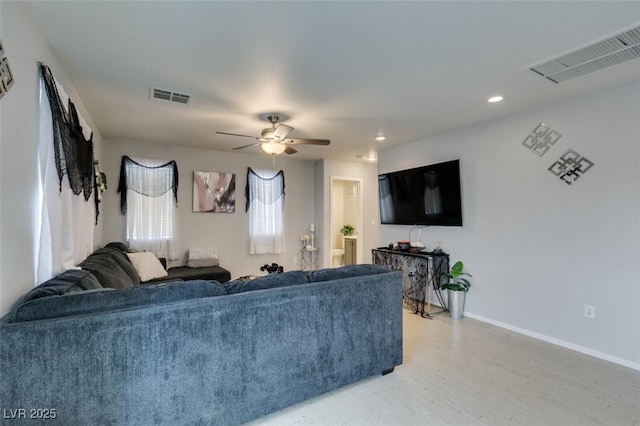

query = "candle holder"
[310,230,315,250]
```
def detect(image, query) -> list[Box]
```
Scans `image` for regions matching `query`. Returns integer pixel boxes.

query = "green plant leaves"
[340,224,354,236]
[441,261,472,292]
[451,261,464,276]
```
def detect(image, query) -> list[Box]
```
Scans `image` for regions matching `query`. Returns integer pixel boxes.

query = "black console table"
[372,248,449,318]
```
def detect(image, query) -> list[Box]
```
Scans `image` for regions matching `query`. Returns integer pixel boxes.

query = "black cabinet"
[372,248,449,318]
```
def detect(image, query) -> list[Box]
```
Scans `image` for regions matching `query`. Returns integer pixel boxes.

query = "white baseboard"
[464,312,640,371]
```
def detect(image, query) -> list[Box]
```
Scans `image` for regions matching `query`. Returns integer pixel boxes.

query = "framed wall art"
[0,39,15,100]
[193,171,236,213]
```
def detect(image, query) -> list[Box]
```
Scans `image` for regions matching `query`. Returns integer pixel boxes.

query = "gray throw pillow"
[187,258,220,268]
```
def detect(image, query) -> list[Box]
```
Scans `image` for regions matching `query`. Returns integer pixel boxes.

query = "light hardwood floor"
[248,310,640,425]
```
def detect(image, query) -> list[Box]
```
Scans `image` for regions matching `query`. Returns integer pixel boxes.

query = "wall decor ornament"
[193,171,236,213]
[0,39,15,100]
[522,123,562,156]
[548,149,594,185]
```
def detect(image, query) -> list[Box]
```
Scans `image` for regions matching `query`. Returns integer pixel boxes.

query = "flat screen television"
[378,159,462,226]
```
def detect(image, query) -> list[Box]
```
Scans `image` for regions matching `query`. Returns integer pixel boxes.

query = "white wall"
[0,2,103,316]
[379,81,640,368]
[101,139,315,277]
[316,159,379,268]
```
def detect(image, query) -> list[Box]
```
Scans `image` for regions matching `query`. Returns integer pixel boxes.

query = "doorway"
[329,177,363,268]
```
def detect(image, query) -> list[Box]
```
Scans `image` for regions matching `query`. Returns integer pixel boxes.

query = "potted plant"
[340,224,355,236]
[440,261,472,320]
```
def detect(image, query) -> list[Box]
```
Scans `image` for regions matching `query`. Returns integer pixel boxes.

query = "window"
[118,156,179,259]
[246,168,285,254]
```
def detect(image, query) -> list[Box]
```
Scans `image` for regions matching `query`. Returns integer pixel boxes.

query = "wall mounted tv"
[378,159,463,226]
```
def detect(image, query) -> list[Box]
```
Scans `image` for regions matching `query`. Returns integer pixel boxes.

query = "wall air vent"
[150,87,191,106]
[530,25,640,84]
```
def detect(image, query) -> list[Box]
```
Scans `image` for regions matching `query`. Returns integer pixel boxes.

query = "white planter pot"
[447,290,466,320]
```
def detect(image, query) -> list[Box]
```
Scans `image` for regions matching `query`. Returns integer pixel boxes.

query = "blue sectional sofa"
[0,264,402,425]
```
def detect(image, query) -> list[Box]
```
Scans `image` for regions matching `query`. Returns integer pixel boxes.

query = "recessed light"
[488,96,504,103]
[375,136,386,141]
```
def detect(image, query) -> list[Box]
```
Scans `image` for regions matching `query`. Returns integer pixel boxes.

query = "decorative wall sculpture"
[548,149,594,185]
[522,123,562,156]
[0,39,15,100]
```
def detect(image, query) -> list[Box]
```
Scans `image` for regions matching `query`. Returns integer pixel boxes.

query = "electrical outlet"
[584,305,595,319]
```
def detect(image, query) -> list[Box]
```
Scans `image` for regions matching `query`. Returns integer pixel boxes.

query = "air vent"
[150,87,191,106]
[530,26,640,84]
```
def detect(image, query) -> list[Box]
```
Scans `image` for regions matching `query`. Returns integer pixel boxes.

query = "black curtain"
[117,156,179,215]
[40,62,99,222]
[245,167,285,212]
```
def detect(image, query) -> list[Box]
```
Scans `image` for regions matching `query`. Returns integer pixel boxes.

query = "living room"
[1,1,639,424]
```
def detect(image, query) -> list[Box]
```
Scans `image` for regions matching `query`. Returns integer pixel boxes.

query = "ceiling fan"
[216,114,330,155]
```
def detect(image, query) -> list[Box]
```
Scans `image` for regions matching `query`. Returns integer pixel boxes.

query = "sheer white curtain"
[125,158,178,259]
[36,72,94,283]
[247,169,285,254]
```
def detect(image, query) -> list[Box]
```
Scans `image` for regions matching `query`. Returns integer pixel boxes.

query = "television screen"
[378,159,462,226]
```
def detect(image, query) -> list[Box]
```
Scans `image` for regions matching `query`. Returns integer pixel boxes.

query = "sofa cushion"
[126,252,168,282]
[307,264,390,283]
[93,246,141,285]
[224,270,309,295]
[10,280,228,323]
[20,269,102,304]
[104,241,132,252]
[79,252,137,289]
[166,266,231,283]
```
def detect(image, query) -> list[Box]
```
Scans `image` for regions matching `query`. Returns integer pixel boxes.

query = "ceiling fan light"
[261,141,286,155]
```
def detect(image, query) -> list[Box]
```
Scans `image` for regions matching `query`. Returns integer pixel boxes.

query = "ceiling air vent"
[150,87,191,106]
[530,25,640,84]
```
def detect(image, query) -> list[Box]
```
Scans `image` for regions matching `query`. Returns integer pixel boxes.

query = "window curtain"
[118,156,179,259]
[36,63,95,284]
[246,168,285,254]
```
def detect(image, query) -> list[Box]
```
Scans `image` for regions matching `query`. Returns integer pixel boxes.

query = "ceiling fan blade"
[284,146,298,155]
[285,138,331,145]
[232,142,260,150]
[216,131,258,139]
[273,124,294,140]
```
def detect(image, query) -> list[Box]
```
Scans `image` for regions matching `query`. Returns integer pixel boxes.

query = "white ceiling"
[27,1,640,161]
